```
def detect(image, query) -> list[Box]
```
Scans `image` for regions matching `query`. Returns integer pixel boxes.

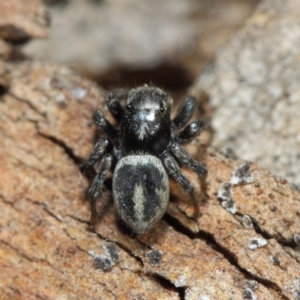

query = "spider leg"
[170,143,207,178]
[175,119,206,144]
[172,96,197,130]
[161,151,200,216]
[88,153,113,225]
[106,89,126,123]
[80,138,110,174]
[93,109,120,141]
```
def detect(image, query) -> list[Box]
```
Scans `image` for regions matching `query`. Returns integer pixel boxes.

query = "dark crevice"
[34,294,48,300]
[134,235,186,299]
[25,197,63,223]
[38,132,82,165]
[64,235,119,300]
[43,206,64,223]
[8,286,47,300]
[0,239,32,263]
[164,213,289,300]
[62,228,94,258]
[67,214,90,225]
[0,239,64,275]
[62,226,92,257]
[108,238,145,267]
[10,92,82,166]
[251,218,280,241]
[281,245,300,264]
[67,212,145,266]
[12,156,53,180]
[202,232,289,300]
[99,283,118,300]
[235,208,298,251]
[63,222,124,299]
[150,273,185,300]
[90,221,183,298]
[9,92,46,118]
[0,84,8,97]
[246,214,297,248]
[7,286,21,296]
[0,193,18,209]
[2,35,30,45]
[163,213,198,239]
[92,63,194,95]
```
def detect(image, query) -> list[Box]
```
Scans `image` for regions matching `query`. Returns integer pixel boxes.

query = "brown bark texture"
[0,1,300,300]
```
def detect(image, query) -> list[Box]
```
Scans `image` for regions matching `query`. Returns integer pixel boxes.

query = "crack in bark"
[135,234,187,298]
[282,245,300,264]
[7,285,48,300]
[61,226,94,257]
[0,239,64,275]
[99,232,145,267]
[129,243,187,299]
[38,131,82,165]
[0,83,8,96]
[9,92,47,118]
[67,214,145,266]
[7,286,21,297]
[0,193,19,208]
[164,213,289,300]
[67,214,90,225]
[235,211,298,250]
[24,196,64,223]
[150,273,185,300]
[98,283,118,300]
[67,214,185,299]
[9,155,53,180]
[7,92,83,166]
[63,221,178,300]
[1,194,62,228]
[4,86,296,299]
[58,227,119,300]
[0,239,33,263]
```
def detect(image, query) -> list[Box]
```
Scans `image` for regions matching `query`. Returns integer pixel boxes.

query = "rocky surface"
[193,0,300,186]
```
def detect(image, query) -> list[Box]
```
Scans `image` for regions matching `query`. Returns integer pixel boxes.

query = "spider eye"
[160,104,165,113]
[126,104,132,110]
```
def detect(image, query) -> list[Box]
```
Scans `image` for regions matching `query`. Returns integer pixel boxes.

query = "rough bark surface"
[0,60,299,300]
[193,0,300,186]
[0,0,49,43]
[0,1,300,300]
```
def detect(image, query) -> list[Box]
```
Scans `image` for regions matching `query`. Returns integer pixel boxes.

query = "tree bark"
[0,1,299,300]
[0,59,299,300]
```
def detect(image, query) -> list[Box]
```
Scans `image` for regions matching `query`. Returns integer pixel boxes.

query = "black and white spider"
[80,85,207,234]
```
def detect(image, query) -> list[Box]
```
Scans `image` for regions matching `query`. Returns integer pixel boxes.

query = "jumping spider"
[80,85,207,234]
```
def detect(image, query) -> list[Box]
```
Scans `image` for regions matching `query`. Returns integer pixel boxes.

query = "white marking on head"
[146,111,155,121]
[138,123,149,140]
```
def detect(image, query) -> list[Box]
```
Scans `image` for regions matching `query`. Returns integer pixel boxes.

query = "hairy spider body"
[121,87,172,156]
[113,155,169,234]
[80,85,207,234]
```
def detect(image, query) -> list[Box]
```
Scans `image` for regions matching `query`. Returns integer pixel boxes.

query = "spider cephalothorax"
[80,85,207,234]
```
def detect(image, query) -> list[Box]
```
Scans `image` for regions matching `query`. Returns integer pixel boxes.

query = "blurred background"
[24,0,258,94]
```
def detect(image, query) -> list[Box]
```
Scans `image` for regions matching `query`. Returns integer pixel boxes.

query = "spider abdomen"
[112,155,169,234]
